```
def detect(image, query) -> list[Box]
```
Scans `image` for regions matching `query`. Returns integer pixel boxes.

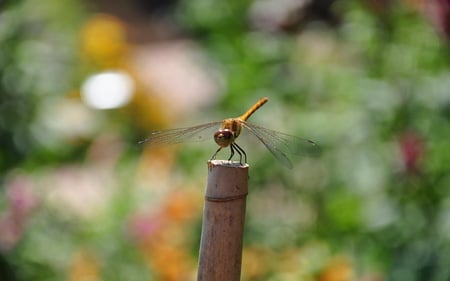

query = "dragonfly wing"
[242,122,319,168]
[139,122,222,145]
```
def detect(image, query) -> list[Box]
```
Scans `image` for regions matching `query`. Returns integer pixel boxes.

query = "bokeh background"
[1,0,450,280]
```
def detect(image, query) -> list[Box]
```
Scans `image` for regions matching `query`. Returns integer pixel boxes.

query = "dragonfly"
[139,97,318,169]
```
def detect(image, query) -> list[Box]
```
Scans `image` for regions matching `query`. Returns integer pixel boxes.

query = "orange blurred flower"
[147,243,195,281]
[68,250,100,281]
[128,189,201,281]
[318,256,354,281]
[162,190,201,223]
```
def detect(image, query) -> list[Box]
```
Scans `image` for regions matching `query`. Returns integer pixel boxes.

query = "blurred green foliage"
[1,0,450,280]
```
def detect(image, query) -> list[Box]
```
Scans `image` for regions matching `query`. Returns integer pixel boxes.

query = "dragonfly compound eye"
[214,129,234,147]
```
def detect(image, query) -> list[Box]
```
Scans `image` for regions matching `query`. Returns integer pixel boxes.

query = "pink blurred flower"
[423,0,450,41]
[5,177,38,216]
[0,176,38,251]
[404,0,450,42]
[127,212,163,242]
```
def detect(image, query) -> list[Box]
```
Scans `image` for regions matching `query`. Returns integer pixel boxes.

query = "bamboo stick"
[197,160,249,281]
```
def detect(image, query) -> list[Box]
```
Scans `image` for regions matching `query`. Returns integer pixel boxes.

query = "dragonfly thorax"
[221,118,242,136]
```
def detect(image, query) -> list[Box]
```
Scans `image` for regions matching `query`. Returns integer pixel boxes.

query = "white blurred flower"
[32,98,102,147]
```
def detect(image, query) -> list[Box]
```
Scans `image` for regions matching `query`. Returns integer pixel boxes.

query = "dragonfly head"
[214,129,235,147]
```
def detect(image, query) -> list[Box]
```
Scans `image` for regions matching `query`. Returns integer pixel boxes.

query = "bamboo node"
[205,193,248,202]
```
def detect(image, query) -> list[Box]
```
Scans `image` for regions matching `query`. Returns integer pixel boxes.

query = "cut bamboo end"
[207,159,249,169]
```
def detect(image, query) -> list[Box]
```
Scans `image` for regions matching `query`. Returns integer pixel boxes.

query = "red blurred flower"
[398,131,424,174]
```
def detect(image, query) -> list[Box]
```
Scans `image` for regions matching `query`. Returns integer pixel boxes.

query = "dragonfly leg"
[233,143,247,164]
[228,144,235,161]
[211,147,222,160]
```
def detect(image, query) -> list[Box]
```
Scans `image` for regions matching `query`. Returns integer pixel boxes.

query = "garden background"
[1,0,450,280]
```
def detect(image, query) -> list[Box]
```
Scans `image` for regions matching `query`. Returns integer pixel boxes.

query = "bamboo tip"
[207,160,249,169]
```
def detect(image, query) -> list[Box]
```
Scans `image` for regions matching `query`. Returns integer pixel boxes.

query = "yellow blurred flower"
[80,14,128,68]
[242,246,273,280]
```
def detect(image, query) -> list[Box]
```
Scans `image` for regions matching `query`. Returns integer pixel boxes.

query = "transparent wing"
[139,122,222,145]
[241,122,319,169]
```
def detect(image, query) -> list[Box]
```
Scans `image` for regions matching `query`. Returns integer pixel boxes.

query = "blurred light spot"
[81,71,134,109]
